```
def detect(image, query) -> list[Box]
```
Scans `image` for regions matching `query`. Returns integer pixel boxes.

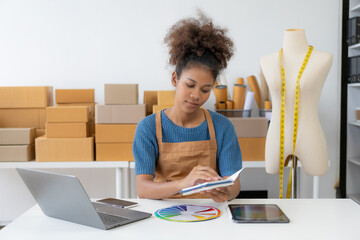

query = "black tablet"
[228,204,290,223]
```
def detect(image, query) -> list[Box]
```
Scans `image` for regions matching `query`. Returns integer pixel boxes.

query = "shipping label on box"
[238,138,266,161]
[0,108,46,129]
[35,136,94,162]
[96,143,134,161]
[104,84,138,105]
[230,118,268,138]
[46,122,89,138]
[95,104,145,124]
[0,86,53,108]
[0,144,35,162]
[46,106,89,123]
[157,90,175,105]
[95,124,137,143]
[0,128,36,145]
[56,89,94,103]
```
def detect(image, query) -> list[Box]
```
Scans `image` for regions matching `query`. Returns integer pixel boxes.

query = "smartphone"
[96,198,138,208]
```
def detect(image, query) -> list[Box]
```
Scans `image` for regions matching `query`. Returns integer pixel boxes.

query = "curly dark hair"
[164,11,234,81]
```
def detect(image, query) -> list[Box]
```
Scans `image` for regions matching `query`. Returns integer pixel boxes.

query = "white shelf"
[0,161,129,169]
[351,3,360,12]
[349,193,360,205]
[348,83,360,87]
[348,121,360,127]
[348,158,360,167]
[349,43,360,49]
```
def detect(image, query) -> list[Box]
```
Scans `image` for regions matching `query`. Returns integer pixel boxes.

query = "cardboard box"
[157,90,175,105]
[0,108,46,129]
[0,144,35,162]
[56,103,95,122]
[46,106,89,123]
[46,123,89,138]
[0,128,36,145]
[55,89,94,103]
[143,91,158,116]
[95,124,137,143]
[238,138,266,161]
[0,86,53,108]
[104,84,138,105]
[230,118,268,138]
[35,136,94,162]
[95,104,145,124]
[96,143,133,161]
[36,129,46,137]
[152,105,173,113]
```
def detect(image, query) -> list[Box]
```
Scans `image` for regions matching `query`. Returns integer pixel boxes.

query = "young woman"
[133,12,242,203]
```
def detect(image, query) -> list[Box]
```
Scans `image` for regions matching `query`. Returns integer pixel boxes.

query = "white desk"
[0,161,130,198]
[0,199,359,240]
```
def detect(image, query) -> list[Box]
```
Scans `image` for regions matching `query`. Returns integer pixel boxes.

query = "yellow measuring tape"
[278,45,313,198]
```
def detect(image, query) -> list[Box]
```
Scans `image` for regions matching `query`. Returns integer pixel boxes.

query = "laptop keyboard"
[98,212,128,227]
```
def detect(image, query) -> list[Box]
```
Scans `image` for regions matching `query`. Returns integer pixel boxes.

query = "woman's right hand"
[178,165,221,190]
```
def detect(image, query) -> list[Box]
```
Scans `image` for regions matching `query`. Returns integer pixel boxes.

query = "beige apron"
[154,109,218,199]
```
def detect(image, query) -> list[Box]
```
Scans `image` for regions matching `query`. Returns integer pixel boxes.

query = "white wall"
[0,0,342,222]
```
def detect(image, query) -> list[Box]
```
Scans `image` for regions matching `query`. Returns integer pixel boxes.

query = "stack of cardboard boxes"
[0,128,36,162]
[151,90,175,113]
[0,86,53,137]
[55,89,96,135]
[35,106,94,162]
[95,84,146,161]
[229,118,268,161]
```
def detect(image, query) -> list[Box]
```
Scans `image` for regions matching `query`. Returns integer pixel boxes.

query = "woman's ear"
[171,72,178,87]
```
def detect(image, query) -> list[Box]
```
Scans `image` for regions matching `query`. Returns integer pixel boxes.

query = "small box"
[157,90,175,105]
[238,138,266,161]
[56,103,95,122]
[46,123,89,138]
[153,105,173,113]
[0,128,36,145]
[229,118,268,138]
[95,104,145,124]
[46,106,89,123]
[0,144,35,162]
[0,86,53,108]
[104,84,138,105]
[96,143,133,161]
[55,89,94,103]
[143,91,158,116]
[0,108,46,129]
[95,124,137,143]
[35,136,94,162]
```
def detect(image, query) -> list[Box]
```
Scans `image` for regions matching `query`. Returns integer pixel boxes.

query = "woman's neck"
[282,29,309,55]
[165,107,204,128]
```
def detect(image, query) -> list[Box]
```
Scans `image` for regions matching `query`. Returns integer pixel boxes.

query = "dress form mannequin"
[260,29,333,176]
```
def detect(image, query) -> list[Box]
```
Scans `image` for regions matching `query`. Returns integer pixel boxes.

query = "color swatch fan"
[154,205,221,222]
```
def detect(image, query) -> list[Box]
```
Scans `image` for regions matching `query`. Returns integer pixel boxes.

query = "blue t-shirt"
[133,109,242,177]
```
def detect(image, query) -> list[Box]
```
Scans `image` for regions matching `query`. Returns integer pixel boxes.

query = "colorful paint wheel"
[154,205,221,222]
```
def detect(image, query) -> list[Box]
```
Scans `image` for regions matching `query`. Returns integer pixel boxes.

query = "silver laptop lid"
[17,168,106,230]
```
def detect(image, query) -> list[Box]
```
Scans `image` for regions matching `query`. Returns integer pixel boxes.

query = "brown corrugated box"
[153,105,173,113]
[36,129,46,137]
[0,144,35,162]
[238,138,266,161]
[229,118,268,138]
[104,84,138,105]
[143,91,158,116]
[46,123,89,138]
[55,89,94,103]
[95,124,136,143]
[35,136,94,162]
[0,128,36,145]
[0,108,46,129]
[95,104,145,124]
[56,103,95,122]
[96,143,133,161]
[157,90,175,105]
[0,86,53,108]
[46,106,89,123]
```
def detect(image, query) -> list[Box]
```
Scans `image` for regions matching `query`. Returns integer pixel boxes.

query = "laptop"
[16,168,152,230]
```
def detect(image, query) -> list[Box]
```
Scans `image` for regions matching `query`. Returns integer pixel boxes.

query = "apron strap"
[203,109,216,143]
[155,111,163,144]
